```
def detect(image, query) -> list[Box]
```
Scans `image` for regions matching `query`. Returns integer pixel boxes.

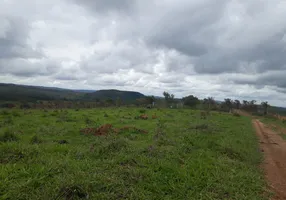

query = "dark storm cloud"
[233,71,286,89]
[0,17,42,59]
[1,0,286,106]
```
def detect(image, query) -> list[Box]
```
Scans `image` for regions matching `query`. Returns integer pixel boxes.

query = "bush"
[0,131,19,142]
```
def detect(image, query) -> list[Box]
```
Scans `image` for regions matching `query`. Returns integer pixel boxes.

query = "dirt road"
[253,119,286,200]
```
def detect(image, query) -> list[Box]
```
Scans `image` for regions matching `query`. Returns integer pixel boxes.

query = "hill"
[83,89,145,103]
[0,83,144,103]
[0,83,83,102]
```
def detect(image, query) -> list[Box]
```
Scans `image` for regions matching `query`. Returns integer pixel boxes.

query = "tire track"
[253,119,286,200]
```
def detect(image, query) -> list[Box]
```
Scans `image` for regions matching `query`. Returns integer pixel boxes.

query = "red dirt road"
[253,119,286,200]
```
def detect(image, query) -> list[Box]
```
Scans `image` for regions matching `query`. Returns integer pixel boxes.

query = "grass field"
[0,108,266,200]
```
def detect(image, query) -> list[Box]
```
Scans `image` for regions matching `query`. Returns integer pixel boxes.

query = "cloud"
[0,16,43,59]
[1,0,286,106]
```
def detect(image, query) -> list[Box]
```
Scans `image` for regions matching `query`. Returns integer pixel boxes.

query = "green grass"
[0,108,266,200]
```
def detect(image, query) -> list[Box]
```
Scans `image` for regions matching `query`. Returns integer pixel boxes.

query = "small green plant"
[11,111,21,117]
[57,185,88,200]
[0,131,19,142]
[0,110,10,115]
[85,116,94,125]
[3,116,14,125]
[30,135,43,144]
[139,109,146,114]
[232,112,241,117]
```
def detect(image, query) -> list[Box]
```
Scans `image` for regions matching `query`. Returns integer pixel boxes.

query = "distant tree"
[242,100,248,108]
[163,91,175,106]
[182,95,200,107]
[261,101,269,115]
[136,98,149,106]
[203,97,216,110]
[224,98,233,113]
[105,98,114,106]
[241,100,258,112]
[234,100,241,109]
[115,97,122,107]
[145,96,155,105]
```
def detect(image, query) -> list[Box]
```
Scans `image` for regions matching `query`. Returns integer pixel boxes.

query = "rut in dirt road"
[253,119,286,200]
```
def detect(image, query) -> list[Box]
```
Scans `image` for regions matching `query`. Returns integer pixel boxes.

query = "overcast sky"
[1,0,286,106]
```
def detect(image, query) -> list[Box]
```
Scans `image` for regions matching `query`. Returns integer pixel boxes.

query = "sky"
[1,0,286,106]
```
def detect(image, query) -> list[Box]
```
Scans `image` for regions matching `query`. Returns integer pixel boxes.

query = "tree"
[203,97,216,110]
[105,98,114,106]
[224,98,233,113]
[234,100,241,109]
[182,95,200,107]
[163,91,175,106]
[261,101,269,115]
[146,96,155,105]
[116,97,123,107]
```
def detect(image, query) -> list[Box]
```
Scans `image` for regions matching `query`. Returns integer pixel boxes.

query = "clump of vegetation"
[0,131,19,142]
[194,123,209,130]
[30,135,43,144]
[139,109,146,114]
[57,112,76,122]
[3,116,14,125]
[84,116,94,125]
[11,111,21,117]
[233,112,241,117]
[0,110,10,115]
[57,185,88,200]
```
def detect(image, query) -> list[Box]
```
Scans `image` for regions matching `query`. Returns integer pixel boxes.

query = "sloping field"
[0,108,266,200]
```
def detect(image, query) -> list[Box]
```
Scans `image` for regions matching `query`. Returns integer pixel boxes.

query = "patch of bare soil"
[253,119,286,200]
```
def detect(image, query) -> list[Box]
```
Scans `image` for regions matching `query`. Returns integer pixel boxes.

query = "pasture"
[0,108,266,200]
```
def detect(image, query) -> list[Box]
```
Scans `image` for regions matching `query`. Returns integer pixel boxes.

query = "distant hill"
[83,89,145,103]
[269,106,286,116]
[0,83,144,103]
[0,83,83,102]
